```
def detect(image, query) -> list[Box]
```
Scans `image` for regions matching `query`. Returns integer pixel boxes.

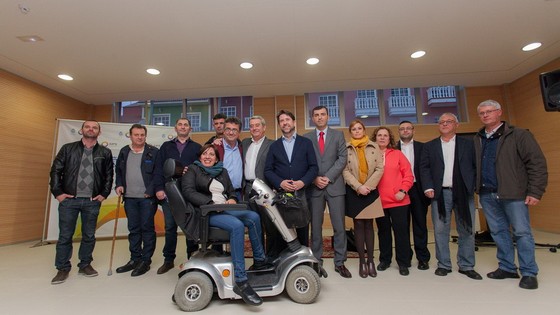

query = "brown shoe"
[368,261,377,278]
[157,261,174,274]
[359,263,368,278]
[51,270,69,284]
[334,264,352,278]
[78,265,98,277]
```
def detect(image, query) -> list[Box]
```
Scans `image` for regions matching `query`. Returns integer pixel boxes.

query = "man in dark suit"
[397,120,431,270]
[419,113,482,280]
[264,109,318,258]
[304,106,350,278]
[241,115,274,252]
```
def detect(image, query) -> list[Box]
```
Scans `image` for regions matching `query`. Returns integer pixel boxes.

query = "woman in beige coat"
[343,120,384,278]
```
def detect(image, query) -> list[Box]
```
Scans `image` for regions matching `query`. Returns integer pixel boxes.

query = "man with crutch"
[113,124,160,277]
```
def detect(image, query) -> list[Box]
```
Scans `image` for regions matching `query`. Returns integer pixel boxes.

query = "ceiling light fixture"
[306,57,320,65]
[421,112,428,116]
[240,62,253,69]
[57,74,74,81]
[411,51,426,59]
[146,68,160,75]
[17,35,43,42]
[522,42,542,52]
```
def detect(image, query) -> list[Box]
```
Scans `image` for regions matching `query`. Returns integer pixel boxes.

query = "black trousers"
[376,205,411,267]
[408,182,431,263]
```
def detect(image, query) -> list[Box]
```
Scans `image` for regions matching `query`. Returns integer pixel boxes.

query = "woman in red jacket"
[372,127,414,276]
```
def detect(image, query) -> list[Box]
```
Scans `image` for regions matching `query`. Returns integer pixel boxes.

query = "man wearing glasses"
[419,113,482,280]
[397,121,431,271]
[474,100,547,290]
[214,117,244,200]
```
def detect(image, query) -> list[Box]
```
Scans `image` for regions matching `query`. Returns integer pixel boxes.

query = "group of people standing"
[48,99,547,298]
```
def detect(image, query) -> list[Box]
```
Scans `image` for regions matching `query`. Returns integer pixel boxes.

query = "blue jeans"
[431,190,476,270]
[124,198,157,264]
[479,193,538,276]
[55,198,101,270]
[209,209,266,283]
[160,199,198,261]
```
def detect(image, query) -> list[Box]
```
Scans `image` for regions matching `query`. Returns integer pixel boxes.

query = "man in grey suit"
[304,106,350,278]
[241,116,275,253]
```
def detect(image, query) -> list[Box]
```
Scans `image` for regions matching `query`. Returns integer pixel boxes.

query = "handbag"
[273,190,310,228]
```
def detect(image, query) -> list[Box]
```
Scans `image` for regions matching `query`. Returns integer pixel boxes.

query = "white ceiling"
[1,0,560,105]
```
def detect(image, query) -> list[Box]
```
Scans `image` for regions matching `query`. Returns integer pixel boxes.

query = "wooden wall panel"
[505,57,560,233]
[0,69,91,245]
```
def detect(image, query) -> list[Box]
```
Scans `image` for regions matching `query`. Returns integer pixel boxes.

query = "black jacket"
[115,144,159,196]
[50,140,114,198]
[181,163,237,206]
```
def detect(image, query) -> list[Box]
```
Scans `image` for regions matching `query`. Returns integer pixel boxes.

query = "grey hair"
[478,99,501,111]
[249,115,266,126]
[439,112,459,122]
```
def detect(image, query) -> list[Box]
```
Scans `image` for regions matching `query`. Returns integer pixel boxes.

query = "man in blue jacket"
[114,124,159,277]
[264,109,318,259]
[153,118,201,274]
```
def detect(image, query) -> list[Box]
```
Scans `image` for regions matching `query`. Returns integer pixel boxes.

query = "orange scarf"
[350,136,369,183]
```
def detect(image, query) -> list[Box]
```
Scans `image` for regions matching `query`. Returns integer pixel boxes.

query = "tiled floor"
[1,230,559,315]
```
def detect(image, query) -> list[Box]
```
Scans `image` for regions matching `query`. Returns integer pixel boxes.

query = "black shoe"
[116,260,138,273]
[131,261,150,277]
[51,270,69,285]
[334,264,352,278]
[487,268,520,279]
[459,269,483,280]
[399,266,409,276]
[519,276,538,289]
[249,258,274,271]
[418,261,429,270]
[434,268,452,276]
[234,281,263,306]
[377,262,390,271]
[157,261,174,274]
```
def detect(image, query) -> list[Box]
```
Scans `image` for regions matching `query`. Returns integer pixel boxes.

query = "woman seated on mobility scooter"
[181,144,269,306]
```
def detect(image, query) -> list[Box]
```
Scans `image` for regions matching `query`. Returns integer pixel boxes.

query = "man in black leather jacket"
[49,120,114,285]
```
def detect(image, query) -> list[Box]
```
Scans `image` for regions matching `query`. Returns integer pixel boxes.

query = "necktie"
[319,131,325,155]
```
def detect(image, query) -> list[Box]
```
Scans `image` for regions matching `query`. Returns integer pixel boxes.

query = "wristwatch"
[399,189,407,195]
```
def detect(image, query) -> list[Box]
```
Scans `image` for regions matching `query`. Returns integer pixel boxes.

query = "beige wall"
[1,58,559,245]
[0,69,93,244]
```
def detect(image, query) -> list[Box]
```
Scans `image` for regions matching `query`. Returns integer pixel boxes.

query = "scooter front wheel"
[285,265,321,304]
[174,271,214,312]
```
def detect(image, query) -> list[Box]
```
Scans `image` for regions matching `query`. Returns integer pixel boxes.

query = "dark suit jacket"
[241,136,272,182]
[419,135,476,199]
[264,134,318,190]
[397,140,430,206]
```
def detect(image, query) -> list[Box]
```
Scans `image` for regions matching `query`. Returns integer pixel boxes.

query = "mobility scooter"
[163,159,321,312]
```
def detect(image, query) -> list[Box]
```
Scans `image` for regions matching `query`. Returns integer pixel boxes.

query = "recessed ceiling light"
[17,35,43,42]
[240,62,253,69]
[522,42,542,52]
[422,112,428,116]
[57,74,73,81]
[411,51,426,59]
[146,68,160,75]
[306,57,320,65]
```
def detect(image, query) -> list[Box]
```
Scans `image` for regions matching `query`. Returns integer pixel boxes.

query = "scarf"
[436,146,472,233]
[194,160,224,178]
[350,136,370,184]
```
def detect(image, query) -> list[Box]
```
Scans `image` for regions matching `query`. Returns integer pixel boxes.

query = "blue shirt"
[224,141,243,189]
[282,133,297,163]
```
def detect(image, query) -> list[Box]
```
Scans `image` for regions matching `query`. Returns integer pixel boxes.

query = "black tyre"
[285,265,321,304]
[174,271,214,312]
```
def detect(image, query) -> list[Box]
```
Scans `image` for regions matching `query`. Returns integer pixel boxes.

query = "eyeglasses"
[224,128,239,134]
[478,109,499,116]
[398,127,413,131]
[438,120,456,125]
